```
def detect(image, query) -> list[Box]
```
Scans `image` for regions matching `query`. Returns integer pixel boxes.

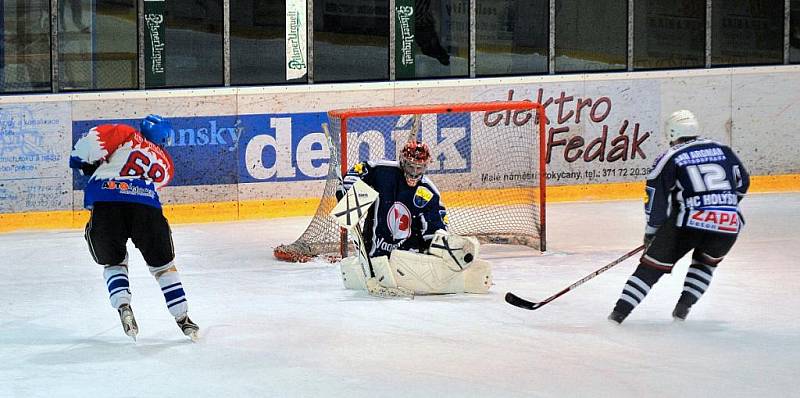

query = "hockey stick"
[505,244,645,311]
[331,179,379,277]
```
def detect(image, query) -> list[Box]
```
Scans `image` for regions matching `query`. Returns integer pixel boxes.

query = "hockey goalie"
[331,139,493,297]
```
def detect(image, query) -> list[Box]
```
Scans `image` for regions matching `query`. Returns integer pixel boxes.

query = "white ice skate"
[117,304,138,341]
[176,315,199,342]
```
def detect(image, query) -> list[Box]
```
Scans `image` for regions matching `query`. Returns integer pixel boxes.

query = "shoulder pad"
[648,139,717,178]
[420,176,442,196]
[352,162,369,175]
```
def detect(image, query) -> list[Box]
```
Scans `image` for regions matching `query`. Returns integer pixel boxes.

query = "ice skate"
[118,304,138,341]
[176,315,199,342]
[607,310,628,325]
[672,303,691,321]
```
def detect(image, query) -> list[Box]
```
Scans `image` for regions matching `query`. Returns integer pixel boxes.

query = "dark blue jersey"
[645,138,749,235]
[340,160,448,258]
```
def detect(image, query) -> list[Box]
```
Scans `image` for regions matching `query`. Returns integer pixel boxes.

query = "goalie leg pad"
[340,256,367,290]
[389,250,493,294]
[463,259,493,294]
[341,255,414,298]
[370,256,398,288]
[340,255,395,289]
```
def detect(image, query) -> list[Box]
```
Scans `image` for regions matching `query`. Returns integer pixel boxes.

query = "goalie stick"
[505,244,645,311]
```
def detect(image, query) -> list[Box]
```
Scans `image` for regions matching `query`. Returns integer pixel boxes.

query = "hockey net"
[273,101,547,262]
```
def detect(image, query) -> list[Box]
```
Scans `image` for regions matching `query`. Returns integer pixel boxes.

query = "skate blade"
[187,331,199,342]
[122,318,138,341]
[124,327,138,341]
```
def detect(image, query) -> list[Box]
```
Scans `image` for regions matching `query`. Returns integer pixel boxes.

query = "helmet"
[664,110,699,143]
[140,114,173,145]
[399,140,431,186]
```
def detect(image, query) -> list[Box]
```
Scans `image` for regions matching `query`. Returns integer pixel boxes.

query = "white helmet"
[664,110,699,143]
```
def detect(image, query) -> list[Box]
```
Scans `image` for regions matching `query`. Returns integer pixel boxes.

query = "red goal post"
[274,101,547,262]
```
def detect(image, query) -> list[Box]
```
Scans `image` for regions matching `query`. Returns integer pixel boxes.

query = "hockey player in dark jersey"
[608,110,750,324]
[339,140,447,258]
[70,115,199,341]
[337,139,492,296]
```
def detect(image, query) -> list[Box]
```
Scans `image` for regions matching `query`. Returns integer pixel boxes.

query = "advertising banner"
[0,102,72,213]
[72,115,242,189]
[238,112,328,182]
[73,112,330,189]
[285,0,308,81]
[51,67,800,214]
[144,0,166,87]
[395,0,416,79]
[470,80,661,187]
[71,78,659,192]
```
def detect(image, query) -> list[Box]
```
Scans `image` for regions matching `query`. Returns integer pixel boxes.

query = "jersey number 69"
[120,151,166,183]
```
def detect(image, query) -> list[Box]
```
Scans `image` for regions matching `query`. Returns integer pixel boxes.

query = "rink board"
[0,174,796,232]
[1,66,799,231]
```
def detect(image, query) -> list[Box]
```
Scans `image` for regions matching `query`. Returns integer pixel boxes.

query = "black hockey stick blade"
[505,292,546,310]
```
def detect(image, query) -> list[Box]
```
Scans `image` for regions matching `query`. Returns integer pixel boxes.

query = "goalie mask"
[400,140,431,187]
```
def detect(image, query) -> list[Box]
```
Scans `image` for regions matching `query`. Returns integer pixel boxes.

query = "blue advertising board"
[73,115,246,189]
[72,111,471,189]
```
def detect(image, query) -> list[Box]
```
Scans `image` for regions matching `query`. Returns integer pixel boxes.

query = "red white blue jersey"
[644,138,749,235]
[341,160,448,258]
[70,124,174,209]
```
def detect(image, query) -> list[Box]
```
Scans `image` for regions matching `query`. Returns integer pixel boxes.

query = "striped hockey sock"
[611,264,665,319]
[149,262,188,318]
[677,261,717,308]
[104,265,131,309]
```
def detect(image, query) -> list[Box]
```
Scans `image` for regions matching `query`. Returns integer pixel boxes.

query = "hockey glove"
[80,161,100,176]
[399,215,426,253]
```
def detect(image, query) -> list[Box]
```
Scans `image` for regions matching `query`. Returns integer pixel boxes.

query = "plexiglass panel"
[395,0,468,80]
[231,0,307,85]
[147,0,223,88]
[790,0,800,63]
[59,0,137,91]
[313,0,389,82]
[475,0,548,76]
[711,0,784,66]
[634,0,705,70]
[1,0,51,93]
[555,0,627,73]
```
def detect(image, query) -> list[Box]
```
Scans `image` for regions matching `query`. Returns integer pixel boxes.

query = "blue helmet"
[140,114,173,145]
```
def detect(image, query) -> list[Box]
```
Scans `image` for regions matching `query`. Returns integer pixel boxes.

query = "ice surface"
[1,193,798,398]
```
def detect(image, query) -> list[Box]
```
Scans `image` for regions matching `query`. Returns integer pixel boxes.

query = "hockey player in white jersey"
[608,110,750,324]
[334,138,492,297]
[70,115,199,341]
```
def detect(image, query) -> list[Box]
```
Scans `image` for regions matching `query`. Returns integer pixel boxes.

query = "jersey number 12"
[686,164,731,192]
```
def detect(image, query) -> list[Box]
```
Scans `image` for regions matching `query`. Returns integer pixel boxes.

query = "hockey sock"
[612,264,665,315]
[677,261,718,308]
[149,262,188,318]
[104,264,131,309]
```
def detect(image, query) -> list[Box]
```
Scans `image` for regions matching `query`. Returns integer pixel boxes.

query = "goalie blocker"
[341,230,493,295]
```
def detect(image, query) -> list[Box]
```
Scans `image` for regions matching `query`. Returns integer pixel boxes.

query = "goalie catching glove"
[428,229,479,271]
[340,230,492,295]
